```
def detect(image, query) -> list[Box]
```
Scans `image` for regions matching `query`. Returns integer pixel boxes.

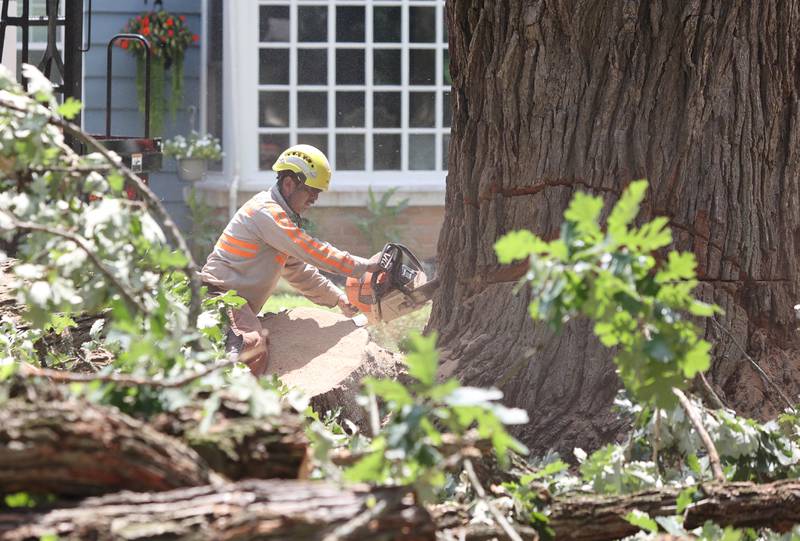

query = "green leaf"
[528,459,569,480]
[629,217,672,250]
[5,492,35,508]
[656,251,697,283]
[57,97,83,120]
[344,447,387,483]
[624,509,659,534]
[686,453,702,476]
[564,192,603,238]
[403,332,439,386]
[364,378,413,407]
[107,172,124,192]
[676,485,697,514]
[607,180,648,238]
[494,230,546,264]
[682,339,711,378]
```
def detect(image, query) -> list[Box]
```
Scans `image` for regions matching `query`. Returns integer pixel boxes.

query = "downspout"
[226,1,241,218]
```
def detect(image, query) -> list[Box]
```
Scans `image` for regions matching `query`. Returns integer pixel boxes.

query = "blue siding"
[83,0,203,231]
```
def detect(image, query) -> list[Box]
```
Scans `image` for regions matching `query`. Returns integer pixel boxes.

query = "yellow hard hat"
[272,144,332,191]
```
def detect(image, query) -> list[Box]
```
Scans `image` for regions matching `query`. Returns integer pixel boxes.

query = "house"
[2,0,449,260]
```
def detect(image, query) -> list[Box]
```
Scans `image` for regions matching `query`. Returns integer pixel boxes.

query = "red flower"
[192,34,199,43]
[166,18,173,27]
[120,39,129,49]
[179,15,186,22]
[142,27,150,36]
[168,29,174,37]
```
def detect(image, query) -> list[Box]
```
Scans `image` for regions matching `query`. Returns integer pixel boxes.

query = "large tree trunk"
[0,481,434,541]
[432,1,800,455]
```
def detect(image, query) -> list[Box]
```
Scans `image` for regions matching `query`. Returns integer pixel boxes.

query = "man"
[199,144,380,375]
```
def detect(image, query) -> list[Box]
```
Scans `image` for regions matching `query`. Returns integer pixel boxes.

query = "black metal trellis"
[0,0,162,177]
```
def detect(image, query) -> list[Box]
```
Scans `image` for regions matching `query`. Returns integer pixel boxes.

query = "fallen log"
[0,398,213,497]
[0,480,435,541]
[152,402,310,480]
[433,479,800,541]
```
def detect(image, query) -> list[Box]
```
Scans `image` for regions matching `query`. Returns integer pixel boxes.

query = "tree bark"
[433,479,800,541]
[0,399,213,497]
[433,0,800,455]
[152,405,310,481]
[0,481,434,541]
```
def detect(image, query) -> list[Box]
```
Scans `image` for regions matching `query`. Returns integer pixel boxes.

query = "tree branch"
[2,211,147,315]
[0,97,202,328]
[673,387,725,483]
[463,458,523,541]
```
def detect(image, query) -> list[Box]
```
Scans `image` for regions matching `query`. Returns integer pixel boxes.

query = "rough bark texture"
[433,0,800,455]
[433,479,800,541]
[152,404,310,481]
[0,399,213,497]
[0,481,434,541]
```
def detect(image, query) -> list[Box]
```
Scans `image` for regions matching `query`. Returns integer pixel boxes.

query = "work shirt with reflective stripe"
[199,184,369,313]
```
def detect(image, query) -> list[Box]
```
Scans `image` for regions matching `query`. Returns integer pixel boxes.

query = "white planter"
[177,158,207,182]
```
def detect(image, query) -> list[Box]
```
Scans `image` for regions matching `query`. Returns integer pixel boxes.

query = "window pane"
[298,5,327,42]
[259,91,289,127]
[298,49,327,85]
[374,92,401,128]
[374,6,401,42]
[298,92,327,127]
[206,0,224,171]
[443,9,449,43]
[373,49,401,86]
[374,134,401,170]
[259,133,290,170]
[444,49,452,85]
[259,49,289,84]
[298,133,328,156]
[260,5,290,42]
[409,134,435,170]
[336,92,365,127]
[443,91,452,127]
[410,49,435,85]
[410,6,435,43]
[336,6,364,42]
[409,92,435,127]
[336,49,365,85]
[442,134,450,170]
[336,134,364,170]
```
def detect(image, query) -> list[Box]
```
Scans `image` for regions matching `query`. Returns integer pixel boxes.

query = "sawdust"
[261,307,371,397]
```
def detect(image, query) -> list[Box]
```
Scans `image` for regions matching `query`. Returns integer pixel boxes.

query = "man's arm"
[281,257,343,308]
[252,203,375,277]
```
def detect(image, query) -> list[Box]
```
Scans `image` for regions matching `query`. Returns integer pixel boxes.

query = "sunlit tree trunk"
[432,0,800,455]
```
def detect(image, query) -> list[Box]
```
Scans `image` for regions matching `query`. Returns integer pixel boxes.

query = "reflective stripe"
[222,233,259,252]
[275,253,288,266]
[267,207,355,274]
[217,240,257,259]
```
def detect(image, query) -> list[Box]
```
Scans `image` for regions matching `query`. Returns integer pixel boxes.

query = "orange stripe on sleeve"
[222,233,259,252]
[275,253,288,266]
[267,207,356,274]
[217,240,257,259]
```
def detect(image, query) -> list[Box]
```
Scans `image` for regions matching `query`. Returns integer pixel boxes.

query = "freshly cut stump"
[261,307,405,427]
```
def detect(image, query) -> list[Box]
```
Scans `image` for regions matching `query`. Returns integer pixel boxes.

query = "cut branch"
[0,97,202,327]
[1,212,147,315]
[0,481,434,541]
[673,387,725,483]
[433,480,800,541]
[0,398,213,497]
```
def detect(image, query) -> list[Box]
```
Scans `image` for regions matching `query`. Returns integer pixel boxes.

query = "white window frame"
[200,0,449,206]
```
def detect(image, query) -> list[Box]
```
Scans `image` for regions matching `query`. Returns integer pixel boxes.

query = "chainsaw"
[345,243,439,324]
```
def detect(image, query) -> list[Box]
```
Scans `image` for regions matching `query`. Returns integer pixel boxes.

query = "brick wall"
[304,206,444,260]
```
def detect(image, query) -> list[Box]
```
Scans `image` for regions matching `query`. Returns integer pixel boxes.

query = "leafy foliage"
[495,180,720,409]
[344,332,528,501]
[355,186,410,253]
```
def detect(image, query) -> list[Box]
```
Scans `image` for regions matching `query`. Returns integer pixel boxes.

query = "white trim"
[204,0,450,195]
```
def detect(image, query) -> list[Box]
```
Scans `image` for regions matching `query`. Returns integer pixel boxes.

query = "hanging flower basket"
[118,11,199,135]
[164,132,223,182]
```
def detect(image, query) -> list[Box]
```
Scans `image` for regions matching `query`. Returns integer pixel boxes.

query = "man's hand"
[365,252,383,273]
[241,329,269,376]
[338,294,359,318]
